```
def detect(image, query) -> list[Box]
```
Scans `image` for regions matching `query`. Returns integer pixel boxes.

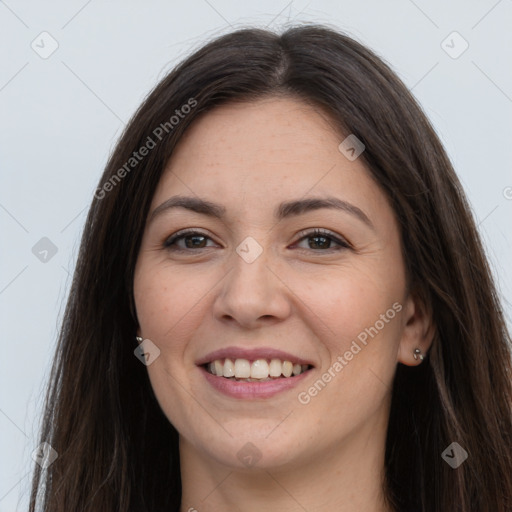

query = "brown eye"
[164,230,216,251]
[294,228,351,252]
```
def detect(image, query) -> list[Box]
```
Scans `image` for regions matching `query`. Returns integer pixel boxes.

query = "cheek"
[133,261,214,430]
[296,266,403,352]
[293,268,404,416]
[294,272,402,416]
[133,261,221,357]
[134,275,174,342]
[134,261,180,329]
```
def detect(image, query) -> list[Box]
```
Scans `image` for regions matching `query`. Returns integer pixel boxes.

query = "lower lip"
[199,366,312,399]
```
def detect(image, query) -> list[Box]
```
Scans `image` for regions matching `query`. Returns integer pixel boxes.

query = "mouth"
[196,347,316,399]
[202,357,314,382]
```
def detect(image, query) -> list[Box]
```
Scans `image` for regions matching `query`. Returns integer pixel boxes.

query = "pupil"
[186,236,206,248]
[310,236,329,249]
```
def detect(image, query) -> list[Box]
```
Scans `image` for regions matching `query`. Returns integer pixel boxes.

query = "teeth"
[223,358,235,377]
[214,360,223,376]
[251,359,269,379]
[269,358,282,377]
[234,359,251,378]
[206,358,311,379]
[282,361,293,377]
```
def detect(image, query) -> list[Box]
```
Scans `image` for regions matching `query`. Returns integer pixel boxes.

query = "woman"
[29,24,512,511]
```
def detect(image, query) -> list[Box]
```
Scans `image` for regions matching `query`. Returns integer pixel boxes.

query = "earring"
[136,336,143,343]
[413,348,424,361]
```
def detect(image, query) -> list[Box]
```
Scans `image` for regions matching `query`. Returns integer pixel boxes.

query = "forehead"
[163,97,346,186]
[151,97,393,229]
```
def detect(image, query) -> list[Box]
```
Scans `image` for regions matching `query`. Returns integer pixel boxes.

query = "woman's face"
[133,96,423,471]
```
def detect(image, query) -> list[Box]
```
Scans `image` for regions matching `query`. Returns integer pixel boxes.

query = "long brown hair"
[29,24,512,511]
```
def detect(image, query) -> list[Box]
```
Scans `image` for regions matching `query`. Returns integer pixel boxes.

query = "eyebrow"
[149,195,374,229]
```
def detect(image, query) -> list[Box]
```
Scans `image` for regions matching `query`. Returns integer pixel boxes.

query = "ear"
[397,291,435,366]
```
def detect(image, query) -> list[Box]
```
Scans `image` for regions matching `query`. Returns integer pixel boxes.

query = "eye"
[163,229,218,251]
[293,228,351,252]
[163,228,351,253]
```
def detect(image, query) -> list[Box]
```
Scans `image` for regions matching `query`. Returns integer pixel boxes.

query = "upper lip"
[195,346,315,367]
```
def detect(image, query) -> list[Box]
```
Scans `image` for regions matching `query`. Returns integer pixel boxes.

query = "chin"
[194,428,306,471]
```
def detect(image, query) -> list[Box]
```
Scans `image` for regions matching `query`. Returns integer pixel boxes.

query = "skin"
[133,96,434,512]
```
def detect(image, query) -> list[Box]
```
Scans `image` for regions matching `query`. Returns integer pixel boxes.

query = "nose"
[211,242,292,329]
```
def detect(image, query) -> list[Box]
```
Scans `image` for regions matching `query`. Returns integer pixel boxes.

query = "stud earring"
[413,348,424,362]
[136,336,143,343]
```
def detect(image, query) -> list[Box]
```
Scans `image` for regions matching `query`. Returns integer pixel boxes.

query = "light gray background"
[1,1,511,510]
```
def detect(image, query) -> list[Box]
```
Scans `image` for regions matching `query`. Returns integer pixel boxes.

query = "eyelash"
[163,228,351,253]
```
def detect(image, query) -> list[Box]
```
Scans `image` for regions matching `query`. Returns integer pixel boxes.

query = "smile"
[204,357,313,381]
[196,346,316,398]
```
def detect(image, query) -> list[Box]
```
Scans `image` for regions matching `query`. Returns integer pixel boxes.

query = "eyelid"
[163,228,217,248]
[293,227,352,250]
[163,227,351,252]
